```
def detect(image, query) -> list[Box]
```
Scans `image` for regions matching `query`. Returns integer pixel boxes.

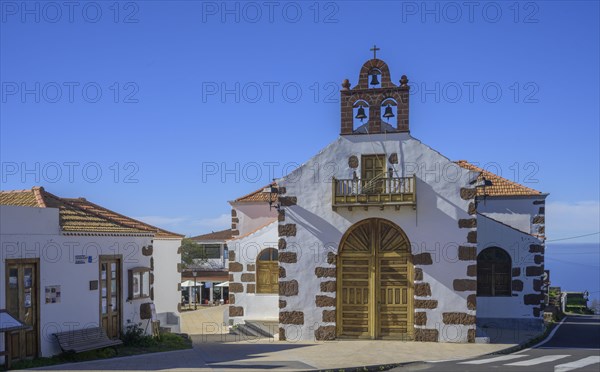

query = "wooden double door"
[5,259,39,362]
[337,218,414,340]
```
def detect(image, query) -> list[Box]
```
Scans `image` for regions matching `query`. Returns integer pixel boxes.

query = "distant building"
[189,229,231,270]
[226,56,548,343]
[182,229,232,304]
[0,187,183,363]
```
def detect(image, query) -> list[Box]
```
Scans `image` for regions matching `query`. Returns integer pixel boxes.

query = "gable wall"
[230,202,277,237]
[227,221,279,325]
[277,133,480,342]
[478,196,546,236]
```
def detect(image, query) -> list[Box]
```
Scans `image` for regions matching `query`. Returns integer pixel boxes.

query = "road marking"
[459,354,530,364]
[554,356,600,372]
[505,355,570,366]
[520,316,567,353]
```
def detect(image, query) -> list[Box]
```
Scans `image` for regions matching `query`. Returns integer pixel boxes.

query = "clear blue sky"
[1,1,599,242]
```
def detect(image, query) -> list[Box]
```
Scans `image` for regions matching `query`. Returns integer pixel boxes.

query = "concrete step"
[244,320,278,338]
[230,320,278,339]
[231,324,262,338]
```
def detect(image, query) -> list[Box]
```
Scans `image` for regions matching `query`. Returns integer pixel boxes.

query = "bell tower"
[340,46,410,135]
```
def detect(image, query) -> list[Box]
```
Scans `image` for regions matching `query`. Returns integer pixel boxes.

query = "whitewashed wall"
[228,221,278,324]
[153,238,182,333]
[477,214,544,330]
[478,196,544,234]
[278,133,478,342]
[230,202,277,237]
[0,206,153,358]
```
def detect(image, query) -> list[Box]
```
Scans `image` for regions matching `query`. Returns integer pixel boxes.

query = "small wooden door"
[99,256,122,339]
[5,259,39,361]
[256,248,279,294]
[361,155,385,193]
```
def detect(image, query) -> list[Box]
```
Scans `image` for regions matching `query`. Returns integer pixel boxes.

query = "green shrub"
[565,305,593,314]
[159,333,190,349]
[120,323,158,347]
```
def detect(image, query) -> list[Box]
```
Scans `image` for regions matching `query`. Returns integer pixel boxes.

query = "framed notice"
[45,285,61,304]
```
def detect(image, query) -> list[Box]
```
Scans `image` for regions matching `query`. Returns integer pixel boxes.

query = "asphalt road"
[395,315,600,372]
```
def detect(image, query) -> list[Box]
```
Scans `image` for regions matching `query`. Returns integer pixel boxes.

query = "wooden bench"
[54,327,122,354]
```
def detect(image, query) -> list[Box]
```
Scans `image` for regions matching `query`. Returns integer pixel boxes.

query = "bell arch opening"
[352,100,370,133]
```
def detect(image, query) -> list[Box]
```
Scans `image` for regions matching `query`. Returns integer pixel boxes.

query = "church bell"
[370,73,380,86]
[383,104,395,120]
[355,106,367,121]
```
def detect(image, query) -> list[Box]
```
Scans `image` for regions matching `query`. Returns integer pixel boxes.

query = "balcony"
[332,175,416,210]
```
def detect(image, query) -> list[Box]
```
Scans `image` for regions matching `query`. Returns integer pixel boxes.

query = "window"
[477,247,511,296]
[202,244,221,259]
[256,248,278,294]
[361,155,386,194]
[128,267,151,300]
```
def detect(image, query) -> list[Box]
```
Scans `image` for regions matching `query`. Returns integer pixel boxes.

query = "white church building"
[227,56,547,343]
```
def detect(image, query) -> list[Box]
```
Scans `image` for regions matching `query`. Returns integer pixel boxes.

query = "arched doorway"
[256,248,279,294]
[337,218,413,340]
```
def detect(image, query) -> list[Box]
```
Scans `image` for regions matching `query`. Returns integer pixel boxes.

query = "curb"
[315,361,425,372]
[481,320,560,356]
[334,320,563,371]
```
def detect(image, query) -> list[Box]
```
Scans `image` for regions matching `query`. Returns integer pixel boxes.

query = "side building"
[0,187,183,364]
[227,186,279,328]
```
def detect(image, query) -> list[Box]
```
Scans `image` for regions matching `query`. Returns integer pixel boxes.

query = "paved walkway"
[33,338,516,371]
[180,306,229,335]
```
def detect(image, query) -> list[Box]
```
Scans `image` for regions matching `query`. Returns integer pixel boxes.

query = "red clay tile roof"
[190,229,233,241]
[233,183,277,203]
[0,187,42,207]
[456,160,542,196]
[64,198,184,239]
[0,187,182,237]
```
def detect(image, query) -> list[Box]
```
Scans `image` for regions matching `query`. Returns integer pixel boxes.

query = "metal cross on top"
[370,45,380,59]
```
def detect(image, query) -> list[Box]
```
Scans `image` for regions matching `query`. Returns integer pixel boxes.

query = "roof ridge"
[0,188,36,194]
[32,186,47,207]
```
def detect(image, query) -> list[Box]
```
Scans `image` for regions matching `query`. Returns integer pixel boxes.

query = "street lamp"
[192,271,198,310]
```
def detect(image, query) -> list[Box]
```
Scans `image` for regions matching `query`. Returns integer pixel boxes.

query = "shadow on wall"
[287,205,344,251]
